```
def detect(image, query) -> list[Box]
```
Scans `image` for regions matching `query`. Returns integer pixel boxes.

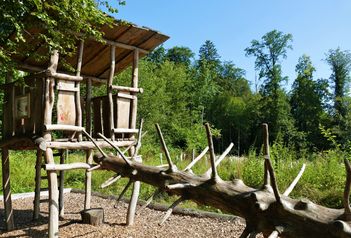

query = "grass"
[0,145,349,212]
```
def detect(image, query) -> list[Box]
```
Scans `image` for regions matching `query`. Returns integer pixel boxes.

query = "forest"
[114,31,351,157]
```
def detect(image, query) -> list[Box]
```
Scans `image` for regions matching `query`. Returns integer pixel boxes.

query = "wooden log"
[46,140,134,150]
[44,148,59,238]
[47,72,83,81]
[44,124,85,132]
[108,45,116,141]
[1,148,14,231]
[85,150,93,210]
[110,85,144,93]
[112,128,139,134]
[80,208,104,226]
[75,40,84,142]
[45,162,92,171]
[59,150,66,218]
[33,136,47,151]
[33,150,42,220]
[86,78,92,134]
[43,50,59,141]
[94,153,351,238]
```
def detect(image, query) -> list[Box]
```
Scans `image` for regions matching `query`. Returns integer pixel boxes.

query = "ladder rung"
[39,199,50,203]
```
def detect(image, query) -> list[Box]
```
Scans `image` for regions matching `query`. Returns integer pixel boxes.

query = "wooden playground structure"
[0,21,168,237]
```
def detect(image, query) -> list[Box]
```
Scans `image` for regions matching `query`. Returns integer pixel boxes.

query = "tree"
[198,40,221,72]
[290,55,329,149]
[245,30,295,143]
[325,48,351,120]
[0,0,123,72]
[325,48,351,147]
[146,45,166,65]
[165,46,194,67]
[219,61,250,97]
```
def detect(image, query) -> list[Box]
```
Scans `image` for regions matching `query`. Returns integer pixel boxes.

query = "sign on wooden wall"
[15,94,30,119]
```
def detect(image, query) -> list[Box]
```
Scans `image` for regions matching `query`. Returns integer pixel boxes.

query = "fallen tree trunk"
[91,123,351,238]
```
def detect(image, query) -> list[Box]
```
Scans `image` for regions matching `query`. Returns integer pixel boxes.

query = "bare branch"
[205,143,234,177]
[344,159,351,215]
[100,174,122,189]
[116,179,133,203]
[82,130,108,158]
[97,133,132,166]
[137,189,161,215]
[87,164,101,172]
[205,123,219,180]
[159,197,185,225]
[183,146,209,172]
[283,164,306,196]
[155,124,176,172]
[262,124,281,203]
[262,123,270,186]
[166,183,192,190]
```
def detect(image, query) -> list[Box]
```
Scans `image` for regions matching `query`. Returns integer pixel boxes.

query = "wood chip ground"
[0,192,263,237]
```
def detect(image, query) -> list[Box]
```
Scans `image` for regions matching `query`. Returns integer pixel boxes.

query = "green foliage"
[0,0,123,72]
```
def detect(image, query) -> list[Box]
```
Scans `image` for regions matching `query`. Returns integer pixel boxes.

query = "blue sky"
[110,1,351,92]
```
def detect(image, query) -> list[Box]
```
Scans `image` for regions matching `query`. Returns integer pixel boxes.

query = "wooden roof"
[13,21,169,79]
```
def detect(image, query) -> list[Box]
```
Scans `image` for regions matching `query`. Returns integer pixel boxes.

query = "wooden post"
[43,50,59,141]
[33,149,42,220]
[129,49,139,130]
[45,148,59,238]
[84,149,93,209]
[86,78,92,134]
[108,46,116,140]
[2,148,14,231]
[76,40,84,141]
[59,150,66,218]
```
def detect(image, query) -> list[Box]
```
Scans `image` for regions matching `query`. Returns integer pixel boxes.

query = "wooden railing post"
[2,148,14,231]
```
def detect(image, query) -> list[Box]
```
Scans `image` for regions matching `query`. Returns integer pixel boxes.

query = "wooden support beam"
[33,150,42,220]
[47,72,83,81]
[110,85,144,93]
[85,150,93,210]
[112,128,139,134]
[45,148,59,238]
[46,140,134,150]
[43,50,59,141]
[44,124,85,132]
[75,40,84,142]
[108,45,116,141]
[129,49,139,131]
[45,162,92,171]
[58,150,66,218]
[2,148,14,231]
[86,78,92,134]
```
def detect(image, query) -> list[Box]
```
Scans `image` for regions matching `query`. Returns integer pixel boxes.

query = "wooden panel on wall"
[57,81,76,125]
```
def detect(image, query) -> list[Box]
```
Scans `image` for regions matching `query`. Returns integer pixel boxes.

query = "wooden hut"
[0,20,168,237]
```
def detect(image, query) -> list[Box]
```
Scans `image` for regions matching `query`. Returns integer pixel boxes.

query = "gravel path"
[0,192,262,238]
